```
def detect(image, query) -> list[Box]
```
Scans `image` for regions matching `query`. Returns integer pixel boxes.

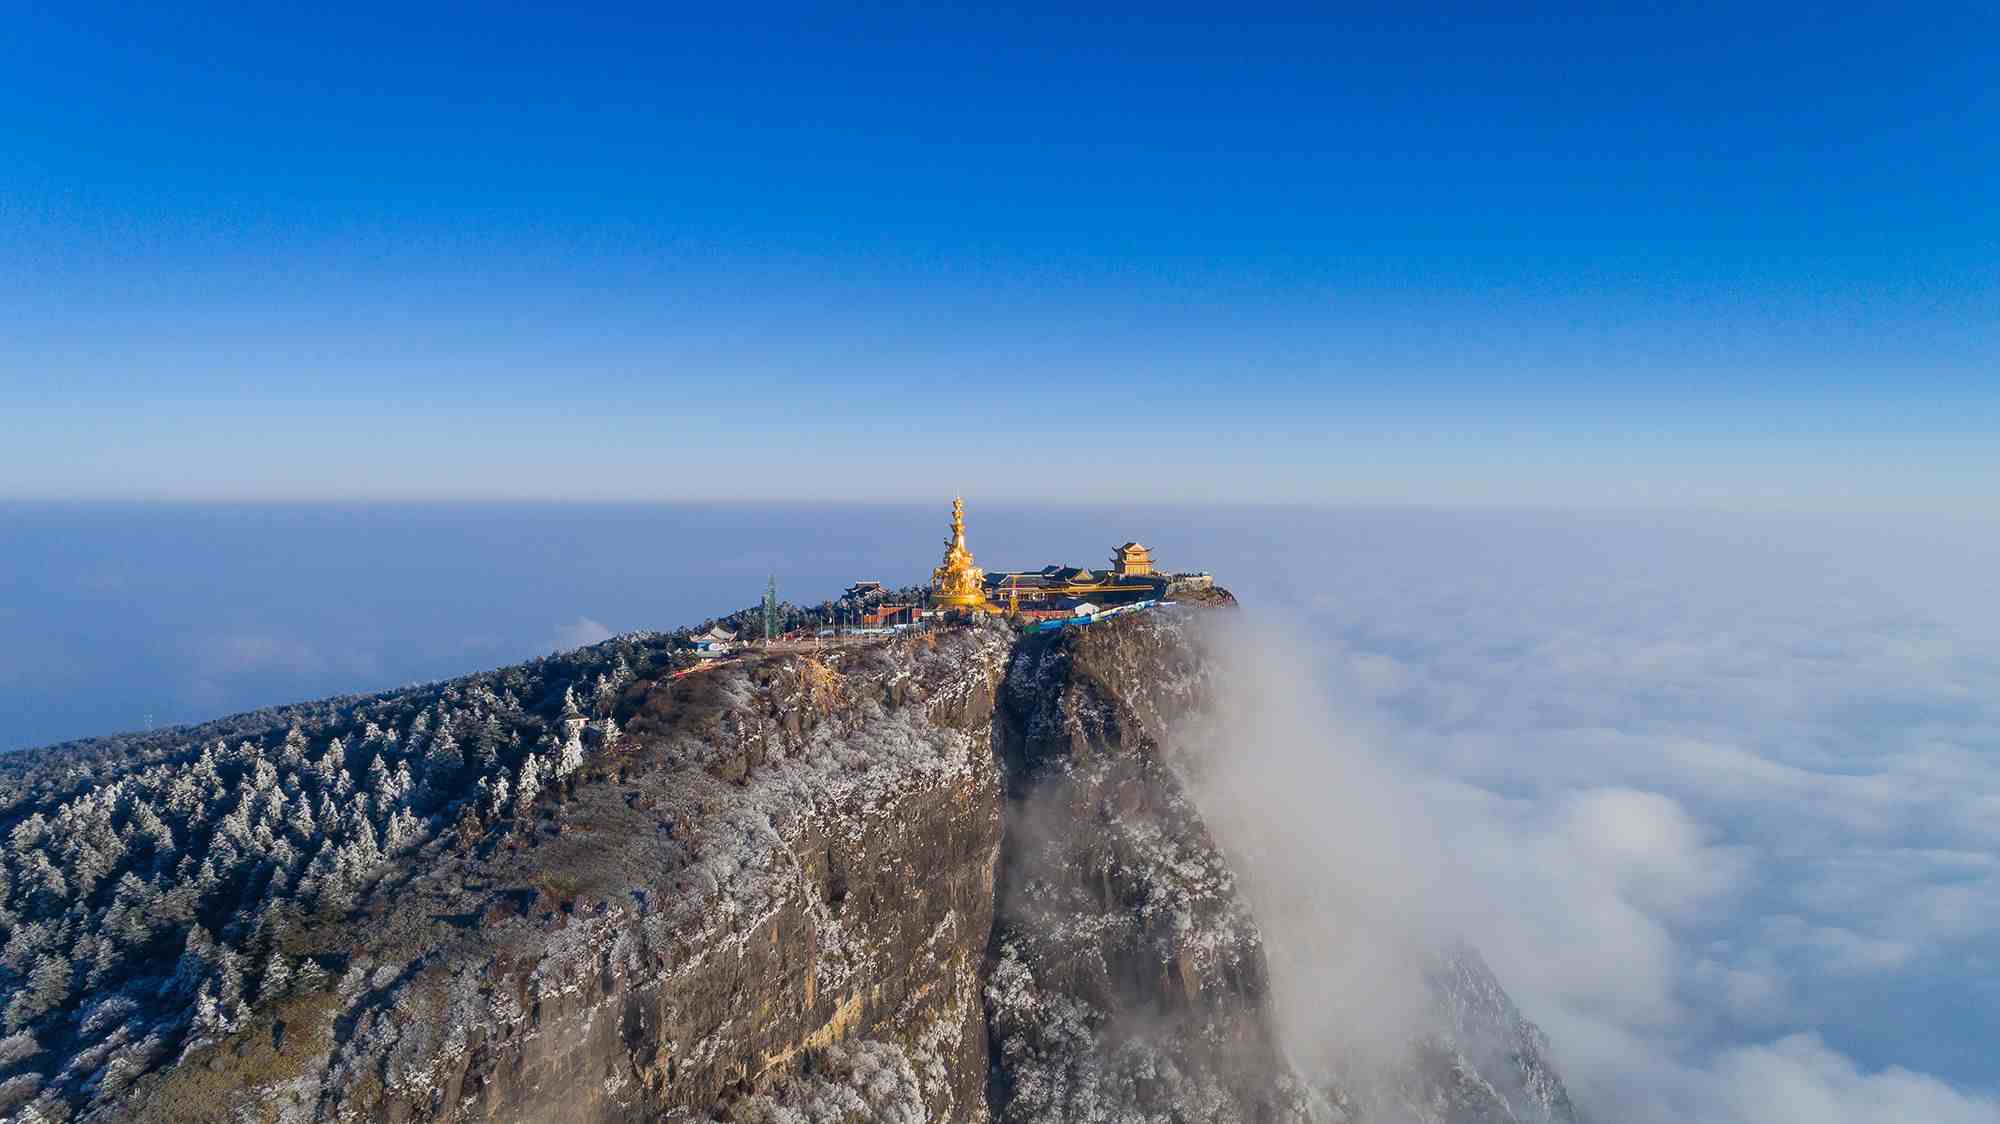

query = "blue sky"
[3,2,1995,507]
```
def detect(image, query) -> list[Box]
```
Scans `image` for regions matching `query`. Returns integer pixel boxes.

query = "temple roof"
[985,572,1055,588]
[988,565,1168,587]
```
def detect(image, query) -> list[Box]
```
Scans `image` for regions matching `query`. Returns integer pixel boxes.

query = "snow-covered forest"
[0,577,946,1115]
[0,624,684,1112]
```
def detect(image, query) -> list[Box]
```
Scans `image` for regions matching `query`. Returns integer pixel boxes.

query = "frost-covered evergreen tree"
[6,952,72,1031]
[514,753,547,818]
[555,688,587,780]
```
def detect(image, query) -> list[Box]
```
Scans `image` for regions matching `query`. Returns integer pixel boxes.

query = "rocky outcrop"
[1405,945,1581,1124]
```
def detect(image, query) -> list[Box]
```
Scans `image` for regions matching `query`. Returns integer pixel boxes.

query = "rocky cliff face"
[0,599,1580,1123]
[987,610,1305,1123]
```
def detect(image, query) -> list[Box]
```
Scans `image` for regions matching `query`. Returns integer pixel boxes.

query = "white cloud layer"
[552,615,613,651]
[1201,515,2000,1122]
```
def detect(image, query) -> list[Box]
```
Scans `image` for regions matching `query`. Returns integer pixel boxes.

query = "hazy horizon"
[12,499,1994,751]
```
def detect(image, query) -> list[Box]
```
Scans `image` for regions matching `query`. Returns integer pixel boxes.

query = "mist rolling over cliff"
[1170,616,1457,1086]
[0,576,1605,1122]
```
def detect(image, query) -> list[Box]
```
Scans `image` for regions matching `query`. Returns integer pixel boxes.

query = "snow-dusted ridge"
[0,595,1579,1123]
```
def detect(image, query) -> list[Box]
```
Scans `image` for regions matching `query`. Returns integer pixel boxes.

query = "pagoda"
[1110,541,1155,577]
[930,497,990,610]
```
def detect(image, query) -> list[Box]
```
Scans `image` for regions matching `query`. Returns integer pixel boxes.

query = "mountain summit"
[0,594,1577,1122]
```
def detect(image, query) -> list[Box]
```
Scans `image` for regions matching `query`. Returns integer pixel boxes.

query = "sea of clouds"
[1192,511,2000,1122]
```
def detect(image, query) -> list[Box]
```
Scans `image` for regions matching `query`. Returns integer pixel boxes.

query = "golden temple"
[926,496,1190,620]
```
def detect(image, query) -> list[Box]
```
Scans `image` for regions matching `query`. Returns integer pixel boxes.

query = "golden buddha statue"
[930,497,989,610]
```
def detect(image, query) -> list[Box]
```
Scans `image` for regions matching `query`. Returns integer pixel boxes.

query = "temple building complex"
[924,497,1209,622]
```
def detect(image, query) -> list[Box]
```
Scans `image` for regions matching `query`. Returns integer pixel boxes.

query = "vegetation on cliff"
[0,629,672,1117]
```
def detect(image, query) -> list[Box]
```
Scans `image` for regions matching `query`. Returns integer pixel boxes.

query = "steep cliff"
[0,598,1580,1123]
[986,608,1578,1124]
[987,607,1307,1123]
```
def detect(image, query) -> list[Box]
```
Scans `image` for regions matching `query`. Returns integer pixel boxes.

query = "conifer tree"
[514,754,547,819]
[6,952,72,1030]
[258,951,293,1002]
